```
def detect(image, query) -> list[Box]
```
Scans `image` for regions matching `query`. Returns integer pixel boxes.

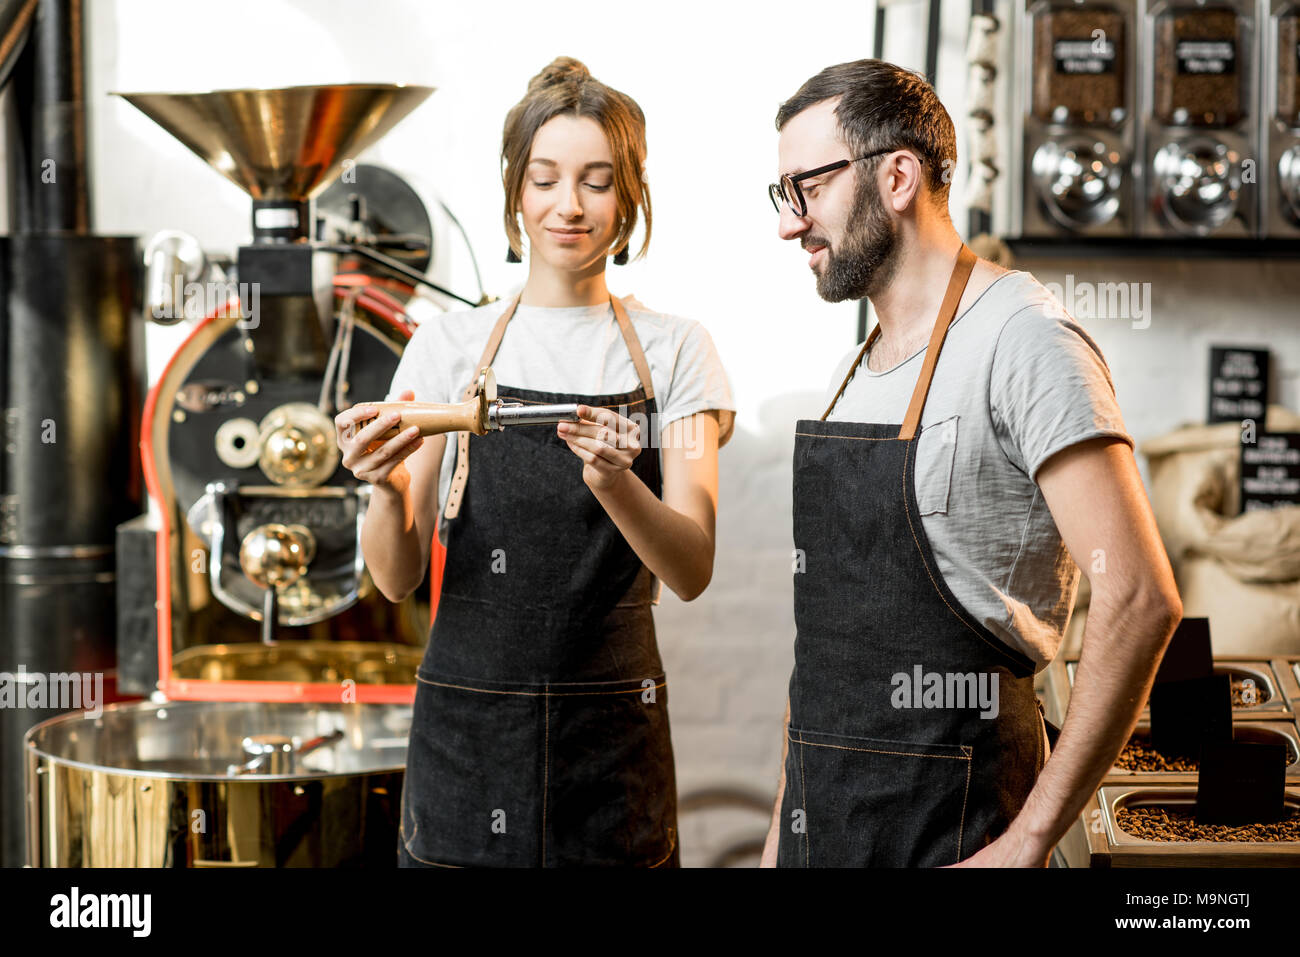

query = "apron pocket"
[546,674,678,867]
[401,671,545,867]
[781,726,973,867]
[914,414,959,516]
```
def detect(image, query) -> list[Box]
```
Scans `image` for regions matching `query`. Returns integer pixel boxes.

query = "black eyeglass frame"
[768,148,915,218]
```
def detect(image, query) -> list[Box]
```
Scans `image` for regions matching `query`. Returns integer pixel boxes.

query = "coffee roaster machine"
[16,48,488,863]
[112,82,451,700]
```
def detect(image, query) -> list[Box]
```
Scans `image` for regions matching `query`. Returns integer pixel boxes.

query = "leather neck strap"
[443,294,655,520]
[820,243,977,442]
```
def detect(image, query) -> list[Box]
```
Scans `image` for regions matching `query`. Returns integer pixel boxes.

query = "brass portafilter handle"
[350,396,490,440]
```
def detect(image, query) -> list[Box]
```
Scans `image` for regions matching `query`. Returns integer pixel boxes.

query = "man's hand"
[944,822,1051,868]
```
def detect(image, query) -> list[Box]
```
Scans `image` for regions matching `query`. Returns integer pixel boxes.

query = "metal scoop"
[341,367,579,441]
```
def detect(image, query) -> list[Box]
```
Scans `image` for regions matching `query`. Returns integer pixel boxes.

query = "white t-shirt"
[387,294,736,542]
[823,270,1133,670]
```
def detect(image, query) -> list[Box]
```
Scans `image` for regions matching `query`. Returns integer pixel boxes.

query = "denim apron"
[399,294,679,867]
[776,245,1045,868]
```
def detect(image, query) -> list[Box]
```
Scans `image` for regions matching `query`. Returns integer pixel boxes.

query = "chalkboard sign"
[1208,347,1269,423]
[1241,432,1300,513]
[1154,618,1213,685]
[1150,673,1232,757]
[1196,741,1287,826]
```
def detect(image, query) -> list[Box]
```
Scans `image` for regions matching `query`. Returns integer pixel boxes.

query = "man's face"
[776,98,900,302]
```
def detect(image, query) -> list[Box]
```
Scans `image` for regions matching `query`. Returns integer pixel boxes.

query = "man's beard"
[812,178,900,302]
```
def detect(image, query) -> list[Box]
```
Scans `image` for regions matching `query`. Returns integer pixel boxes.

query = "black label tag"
[1149,674,1232,757]
[1196,741,1287,825]
[1208,346,1268,423]
[1175,38,1237,75]
[1241,433,1300,513]
[1053,36,1117,74]
[1154,617,1214,685]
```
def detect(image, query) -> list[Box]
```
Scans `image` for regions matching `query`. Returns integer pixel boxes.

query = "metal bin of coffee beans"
[1072,787,1300,866]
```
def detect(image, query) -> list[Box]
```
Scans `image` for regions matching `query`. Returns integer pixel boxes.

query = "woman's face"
[519,114,622,272]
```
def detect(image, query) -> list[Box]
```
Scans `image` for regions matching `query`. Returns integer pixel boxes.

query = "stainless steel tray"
[1065,658,1291,720]
[1091,785,1300,866]
[1103,718,1300,784]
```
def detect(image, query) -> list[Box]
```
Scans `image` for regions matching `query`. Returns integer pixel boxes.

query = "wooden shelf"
[1004,236,1300,259]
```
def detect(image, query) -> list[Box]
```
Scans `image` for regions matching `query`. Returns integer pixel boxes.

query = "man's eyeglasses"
[768,149,897,218]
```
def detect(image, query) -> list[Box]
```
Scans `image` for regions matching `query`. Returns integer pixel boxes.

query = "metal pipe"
[0,235,141,867]
[9,0,89,234]
[489,402,580,429]
[318,243,481,307]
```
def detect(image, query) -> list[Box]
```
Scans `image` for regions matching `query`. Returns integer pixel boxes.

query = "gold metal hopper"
[115,83,435,201]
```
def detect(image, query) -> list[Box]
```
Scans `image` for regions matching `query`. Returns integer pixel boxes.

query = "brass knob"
[239,523,313,590]
[257,402,340,486]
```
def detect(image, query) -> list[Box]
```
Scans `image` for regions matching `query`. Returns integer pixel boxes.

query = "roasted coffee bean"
[1153,7,1244,127]
[1231,677,1270,707]
[1115,728,1295,773]
[1117,805,1300,842]
[1115,737,1199,772]
[1033,8,1127,125]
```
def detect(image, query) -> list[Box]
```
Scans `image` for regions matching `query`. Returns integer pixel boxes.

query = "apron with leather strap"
[399,293,678,867]
[776,245,1046,867]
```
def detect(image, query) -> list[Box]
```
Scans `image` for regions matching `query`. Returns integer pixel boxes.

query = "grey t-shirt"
[387,294,736,544]
[823,270,1133,670]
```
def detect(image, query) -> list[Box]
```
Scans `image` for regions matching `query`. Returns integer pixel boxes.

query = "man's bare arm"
[952,436,1181,866]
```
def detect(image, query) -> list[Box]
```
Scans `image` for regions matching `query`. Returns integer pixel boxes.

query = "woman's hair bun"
[526,56,590,93]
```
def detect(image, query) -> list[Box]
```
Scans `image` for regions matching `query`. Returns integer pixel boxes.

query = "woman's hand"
[334,388,424,491]
[557,404,642,491]
[566,411,719,601]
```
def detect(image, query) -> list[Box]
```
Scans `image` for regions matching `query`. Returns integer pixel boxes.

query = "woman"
[335,57,735,867]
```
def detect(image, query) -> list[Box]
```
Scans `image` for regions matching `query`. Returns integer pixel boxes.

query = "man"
[760,60,1182,867]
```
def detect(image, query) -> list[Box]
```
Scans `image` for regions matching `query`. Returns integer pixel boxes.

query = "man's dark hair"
[775,59,956,208]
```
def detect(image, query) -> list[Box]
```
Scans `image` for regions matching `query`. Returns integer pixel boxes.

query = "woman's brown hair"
[502,57,651,262]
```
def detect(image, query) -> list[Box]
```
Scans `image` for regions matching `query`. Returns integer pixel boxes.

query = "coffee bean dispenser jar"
[1264,0,1300,235]
[1141,0,1260,236]
[1018,0,1140,235]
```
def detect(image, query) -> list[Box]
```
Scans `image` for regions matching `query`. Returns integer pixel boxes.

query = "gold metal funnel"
[115,83,434,201]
